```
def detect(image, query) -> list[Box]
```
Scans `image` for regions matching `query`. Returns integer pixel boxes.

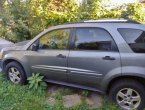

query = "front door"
[68,27,121,88]
[27,28,71,82]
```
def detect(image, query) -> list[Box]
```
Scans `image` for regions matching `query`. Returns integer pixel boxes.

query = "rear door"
[68,27,121,88]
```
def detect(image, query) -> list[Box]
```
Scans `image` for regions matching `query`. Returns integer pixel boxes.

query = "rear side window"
[74,27,118,51]
[118,28,145,53]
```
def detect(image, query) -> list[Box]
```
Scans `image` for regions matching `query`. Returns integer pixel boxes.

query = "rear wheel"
[5,61,27,85]
[109,79,145,110]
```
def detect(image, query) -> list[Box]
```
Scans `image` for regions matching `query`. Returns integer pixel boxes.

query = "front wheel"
[109,79,145,110]
[5,61,27,85]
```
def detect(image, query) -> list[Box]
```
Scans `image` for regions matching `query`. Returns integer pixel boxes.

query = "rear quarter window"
[118,28,145,53]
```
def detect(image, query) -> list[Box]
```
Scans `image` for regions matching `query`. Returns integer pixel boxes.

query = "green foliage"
[0,0,79,42]
[0,74,121,110]
[78,0,107,20]
[28,73,47,90]
[120,3,145,23]
[69,104,90,110]
[0,74,48,110]
[0,0,145,42]
[99,99,121,110]
[81,90,90,97]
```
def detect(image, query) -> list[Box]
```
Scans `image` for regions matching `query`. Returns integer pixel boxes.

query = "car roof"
[24,18,145,50]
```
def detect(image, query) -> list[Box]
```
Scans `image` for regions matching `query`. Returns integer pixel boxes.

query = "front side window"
[39,29,70,49]
[74,27,117,51]
[118,28,145,53]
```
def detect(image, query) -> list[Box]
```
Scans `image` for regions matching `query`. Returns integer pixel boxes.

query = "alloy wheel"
[116,88,141,110]
[8,67,21,84]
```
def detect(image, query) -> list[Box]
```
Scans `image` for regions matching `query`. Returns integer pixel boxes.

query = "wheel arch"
[106,75,145,94]
[2,59,30,78]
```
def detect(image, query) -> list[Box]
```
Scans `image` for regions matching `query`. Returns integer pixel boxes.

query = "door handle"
[56,54,66,58]
[102,56,115,60]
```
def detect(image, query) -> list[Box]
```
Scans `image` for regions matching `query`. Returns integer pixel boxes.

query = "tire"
[5,61,27,85]
[109,79,145,110]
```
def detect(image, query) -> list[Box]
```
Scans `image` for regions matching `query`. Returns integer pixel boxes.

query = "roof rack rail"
[63,18,140,25]
[84,18,140,24]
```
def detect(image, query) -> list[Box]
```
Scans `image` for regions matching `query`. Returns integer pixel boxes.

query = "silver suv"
[1,18,145,110]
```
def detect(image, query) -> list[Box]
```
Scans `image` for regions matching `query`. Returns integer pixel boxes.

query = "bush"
[28,73,47,90]
[0,74,48,110]
[1,0,145,43]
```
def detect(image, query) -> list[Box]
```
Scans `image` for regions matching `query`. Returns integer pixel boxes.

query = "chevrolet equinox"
[1,18,145,110]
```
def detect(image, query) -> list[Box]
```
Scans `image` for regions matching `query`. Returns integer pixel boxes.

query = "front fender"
[2,52,32,78]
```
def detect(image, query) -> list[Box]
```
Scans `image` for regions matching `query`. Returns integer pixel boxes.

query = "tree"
[0,0,79,42]
[0,0,145,42]
[120,3,145,23]
[0,0,5,11]
[78,0,103,20]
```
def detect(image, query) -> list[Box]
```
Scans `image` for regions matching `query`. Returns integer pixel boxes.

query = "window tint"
[74,27,117,51]
[39,29,70,49]
[118,28,145,53]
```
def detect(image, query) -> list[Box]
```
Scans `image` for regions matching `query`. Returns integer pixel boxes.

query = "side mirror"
[31,44,38,51]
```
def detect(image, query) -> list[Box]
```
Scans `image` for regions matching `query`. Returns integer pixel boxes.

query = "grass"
[0,74,48,110]
[0,74,121,110]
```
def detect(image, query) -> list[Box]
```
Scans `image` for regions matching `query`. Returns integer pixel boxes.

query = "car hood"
[2,40,30,51]
[1,45,25,52]
[0,38,13,45]
[0,38,14,50]
[0,40,31,53]
[14,40,30,46]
